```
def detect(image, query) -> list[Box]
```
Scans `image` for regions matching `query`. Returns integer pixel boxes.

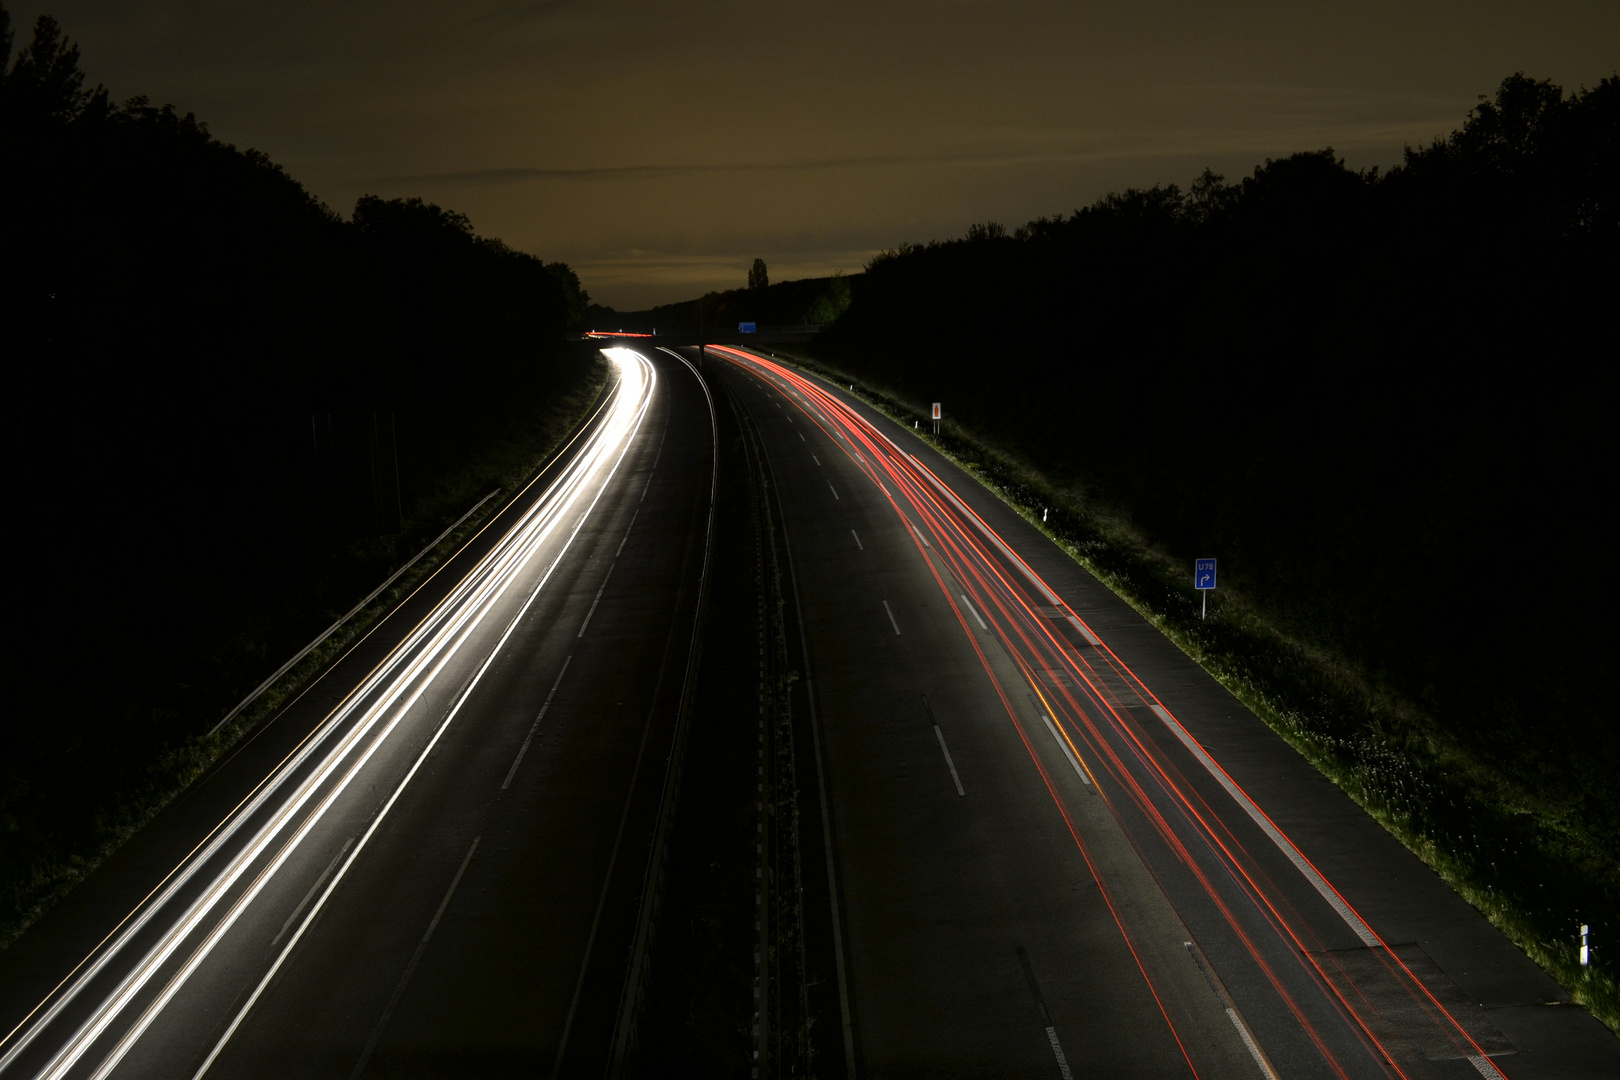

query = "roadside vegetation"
[798,72,1619,1031]
[0,7,602,948]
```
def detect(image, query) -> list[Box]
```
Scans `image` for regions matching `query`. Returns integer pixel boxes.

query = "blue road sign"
[738,321,757,333]
[1195,558,1216,590]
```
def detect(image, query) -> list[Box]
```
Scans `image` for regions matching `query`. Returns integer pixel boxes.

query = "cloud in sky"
[17,0,1619,307]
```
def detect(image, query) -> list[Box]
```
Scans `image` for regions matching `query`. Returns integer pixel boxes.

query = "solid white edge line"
[1148,703,1379,947]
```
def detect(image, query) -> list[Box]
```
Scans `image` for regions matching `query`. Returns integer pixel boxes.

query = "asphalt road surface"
[699,344,1620,1080]
[0,347,717,1079]
[3,340,1616,1078]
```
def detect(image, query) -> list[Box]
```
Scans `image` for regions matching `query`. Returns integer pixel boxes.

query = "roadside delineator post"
[1581,923,1591,967]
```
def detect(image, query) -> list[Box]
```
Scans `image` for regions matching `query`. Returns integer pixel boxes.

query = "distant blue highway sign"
[1195,558,1216,590]
[738,322,757,333]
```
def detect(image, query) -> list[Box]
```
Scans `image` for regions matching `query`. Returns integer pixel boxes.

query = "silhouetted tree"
[748,257,768,291]
[1,1,597,942]
[1186,168,1237,224]
[815,72,1619,893]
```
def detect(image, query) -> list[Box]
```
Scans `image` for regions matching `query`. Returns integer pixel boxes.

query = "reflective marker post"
[1195,558,1216,620]
[1581,924,1591,967]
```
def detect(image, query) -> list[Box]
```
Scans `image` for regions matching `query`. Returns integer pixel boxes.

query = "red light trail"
[707,344,1510,1080]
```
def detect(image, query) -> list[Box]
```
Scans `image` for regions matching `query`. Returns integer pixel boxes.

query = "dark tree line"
[589,268,850,333]
[1,7,595,929]
[816,74,1618,847]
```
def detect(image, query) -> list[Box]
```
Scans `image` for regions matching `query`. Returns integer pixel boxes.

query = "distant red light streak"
[707,345,1506,1079]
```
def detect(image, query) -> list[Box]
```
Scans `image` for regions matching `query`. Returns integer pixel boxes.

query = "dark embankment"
[811,73,1619,1024]
[0,8,599,944]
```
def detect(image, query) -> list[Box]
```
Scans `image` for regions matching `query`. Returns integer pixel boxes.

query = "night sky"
[15,1,1619,308]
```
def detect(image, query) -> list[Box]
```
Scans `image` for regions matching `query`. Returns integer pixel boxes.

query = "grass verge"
[768,344,1619,1037]
[1,357,610,952]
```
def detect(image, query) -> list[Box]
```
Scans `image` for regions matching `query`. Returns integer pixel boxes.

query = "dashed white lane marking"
[1040,714,1092,786]
[959,593,988,630]
[933,726,966,796]
[906,460,1102,646]
[576,563,616,638]
[828,482,839,500]
[502,656,572,790]
[1068,615,1101,646]
[272,837,354,945]
[1149,702,1379,947]
[615,508,639,557]
[1228,1006,1280,1080]
[812,453,821,465]
[882,601,901,636]
[1185,940,1281,1080]
[351,836,480,1077]
[1046,1028,1074,1080]
[911,523,931,547]
[798,432,806,442]
[851,530,863,551]
[1016,946,1073,1080]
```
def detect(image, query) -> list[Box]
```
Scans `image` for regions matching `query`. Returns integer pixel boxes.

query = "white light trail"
[7,350,655,1080]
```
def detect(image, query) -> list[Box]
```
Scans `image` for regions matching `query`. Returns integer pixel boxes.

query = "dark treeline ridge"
[1,8,597,939]
[815,74,1618,1001]
[588,266,851,332]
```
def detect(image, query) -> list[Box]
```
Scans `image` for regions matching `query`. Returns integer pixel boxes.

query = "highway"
[0,347,717,1078]
[3,339,1616,1078]
[700,344,1620,1079]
